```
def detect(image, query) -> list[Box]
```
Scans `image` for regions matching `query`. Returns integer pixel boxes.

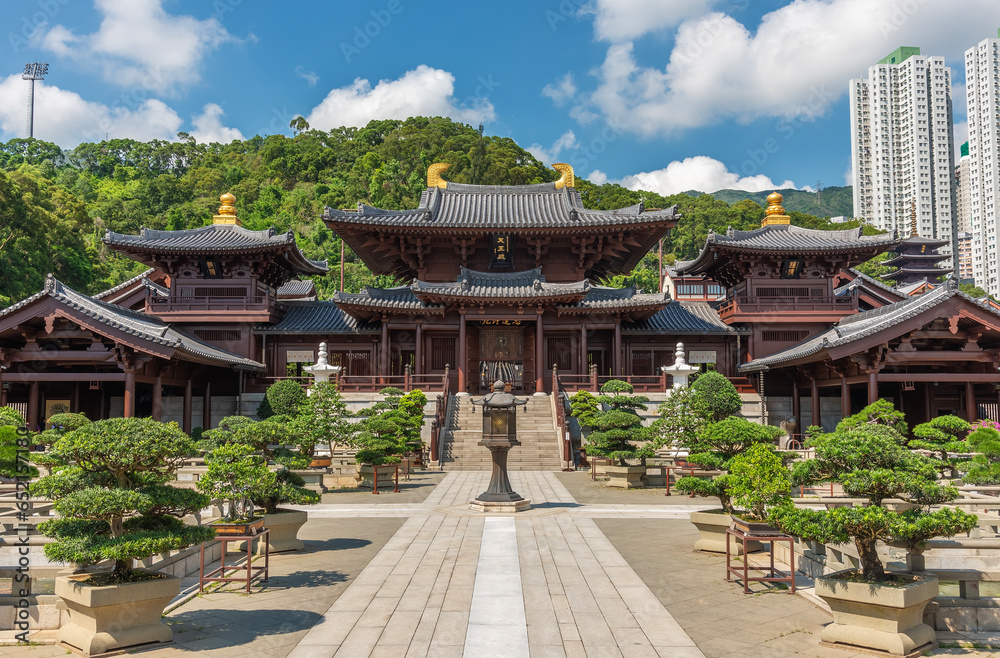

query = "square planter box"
[689,510,761,555]
[816,570,938,657]
[604,465,647,489]
[56,572,179,656]
[357,464,399,489]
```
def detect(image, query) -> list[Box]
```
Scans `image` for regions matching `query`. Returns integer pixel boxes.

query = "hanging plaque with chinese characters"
[490,233,513,269]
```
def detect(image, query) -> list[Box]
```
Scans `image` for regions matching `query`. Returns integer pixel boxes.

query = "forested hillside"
[704,186,854,219]
[0,117,861,306]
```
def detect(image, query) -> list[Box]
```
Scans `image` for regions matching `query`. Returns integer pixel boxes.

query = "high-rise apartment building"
[965,31,1000,296]
[956,142,972,233]
[850,47,957,265]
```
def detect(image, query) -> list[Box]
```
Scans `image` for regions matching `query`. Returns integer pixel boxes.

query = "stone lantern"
[303,342,341,395]
[469,380,531,512]
[660,342,700,391]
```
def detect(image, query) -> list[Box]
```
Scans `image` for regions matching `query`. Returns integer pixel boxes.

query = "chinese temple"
[3,168,1000,439]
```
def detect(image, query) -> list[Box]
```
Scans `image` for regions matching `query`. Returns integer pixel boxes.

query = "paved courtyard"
[8,471,1000,657]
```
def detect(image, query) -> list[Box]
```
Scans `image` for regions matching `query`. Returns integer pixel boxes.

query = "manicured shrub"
[689,371,741,422]
[262,379,307,418]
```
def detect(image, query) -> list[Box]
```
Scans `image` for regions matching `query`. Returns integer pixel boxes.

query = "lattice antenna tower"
[22,62,48,139]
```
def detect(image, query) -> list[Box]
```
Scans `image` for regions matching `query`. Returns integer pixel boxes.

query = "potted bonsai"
[352,388,426,489]
[31,412,91,475]
[293,380,354,469]
[582,380,650,488]
[32,417,214,656]
[908,415,970,479]
[962,421,1000,485]
[197,442,271,536]
[726,442,791,535]
[248,468,321,552]
[770,402,978,657]
[674,416,781,552]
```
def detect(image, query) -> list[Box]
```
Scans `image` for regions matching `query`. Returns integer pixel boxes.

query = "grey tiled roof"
[104,225,329,275]
[676,224,899,275]
[894,279,936,294]
[324,183,678,229]
[412,268,589,299]
[276,280,317,300]
[622,301,746,335]
[740,279,998,372]
[1,276,265,371]
[833,269,906,304]
[254,301,381,334]
[559,285,669,311]
[334,286,442,312]
[92,268,156,302]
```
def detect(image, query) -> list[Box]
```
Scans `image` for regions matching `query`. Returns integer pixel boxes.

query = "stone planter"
[816,570,938,657]
[604,465,647,489]
[689,510,760,555]
[291,469,327,494]
[357,464,398,489]
[259,509,309,553]
[55,571,179,656]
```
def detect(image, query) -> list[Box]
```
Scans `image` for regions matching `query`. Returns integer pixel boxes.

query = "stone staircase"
[441,394,563,471]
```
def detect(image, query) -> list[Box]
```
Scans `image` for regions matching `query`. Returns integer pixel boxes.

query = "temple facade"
[2,167,999,434]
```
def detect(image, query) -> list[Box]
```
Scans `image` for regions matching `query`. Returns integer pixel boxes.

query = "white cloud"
[306,65,495,130]
[576,0,1000,137]
[616,156,798,195]
[189,104,244,144]
[588,170,608,185]
[584,0,721,42]
[41,0,236,94]
[527,130,579,165]
[0,75,181,146]
[295,66,320,87]
[542,74,577,106]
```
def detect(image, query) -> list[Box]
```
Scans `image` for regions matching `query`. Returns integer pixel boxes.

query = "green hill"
[684,186,854,219]
[0,119,862,305]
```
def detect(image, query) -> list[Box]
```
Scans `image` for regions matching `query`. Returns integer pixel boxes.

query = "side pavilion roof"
[0,275,265,371]
[739,279,1000,372]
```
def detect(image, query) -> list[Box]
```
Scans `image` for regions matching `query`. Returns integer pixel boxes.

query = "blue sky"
[2,0,1000,196]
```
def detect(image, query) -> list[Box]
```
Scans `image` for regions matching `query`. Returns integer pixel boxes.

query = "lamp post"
[469,380,531,512]
[660,342,700,392]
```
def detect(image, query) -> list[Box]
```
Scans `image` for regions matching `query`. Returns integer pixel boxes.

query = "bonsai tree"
[569,390,600,429]
[232,417,296,464]
[674,417,783,512]
[908,415,970,476]
[197,442,273,522]
[32,412,91,474]
[689,371,742,423]
[727,443,791,521]
[257,379,307,419]
[198,415,255,452]
[963,423,1000,485]
[293,381,354,459]
[33,418,214,583]
[250,468,320,515]
[578,380,651,466]
[0,407,25,427]
[771,404,979,582]
[352,388,427,466]
[646,385,707,457]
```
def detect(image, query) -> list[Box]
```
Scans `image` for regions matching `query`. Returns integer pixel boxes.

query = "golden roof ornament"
[213,192,241,226]
[553,163,575,189]
[762,191,791,227]
[427,163,450,189]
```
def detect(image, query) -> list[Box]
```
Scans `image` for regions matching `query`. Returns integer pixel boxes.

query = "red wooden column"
[124,371,136,418]
[458,309,467,393]
[867,371,878,405]
[535,308,545,393]
[966,382,978,423]
[182,378,193,434]
[414,321,423,376]
[151,374,163,421]
[380,318,389,385]
[613,316,622,376]
[811,378,820,428]
[580,323,588,375]
[841,376,850,418]
[27,381,39,431]
[791,380,800,428]
[202,380,212,430]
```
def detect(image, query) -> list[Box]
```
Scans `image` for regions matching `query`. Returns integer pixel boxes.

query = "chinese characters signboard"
[491,233,512,269]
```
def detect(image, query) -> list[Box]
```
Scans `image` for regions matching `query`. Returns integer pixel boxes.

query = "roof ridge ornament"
[44,272,56,293]
[553,163,575,189]
[213,192,241,226]
[762,191,791,227]
[427,162,450,189]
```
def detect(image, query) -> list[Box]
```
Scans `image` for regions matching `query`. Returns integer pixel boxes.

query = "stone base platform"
[468,498,532,513]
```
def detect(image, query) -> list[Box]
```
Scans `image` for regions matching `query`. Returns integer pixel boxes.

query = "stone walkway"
[8,471,999,657]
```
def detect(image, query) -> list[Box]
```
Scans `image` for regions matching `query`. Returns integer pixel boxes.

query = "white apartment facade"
[850,47,957,265]
[966,32,1000,296]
